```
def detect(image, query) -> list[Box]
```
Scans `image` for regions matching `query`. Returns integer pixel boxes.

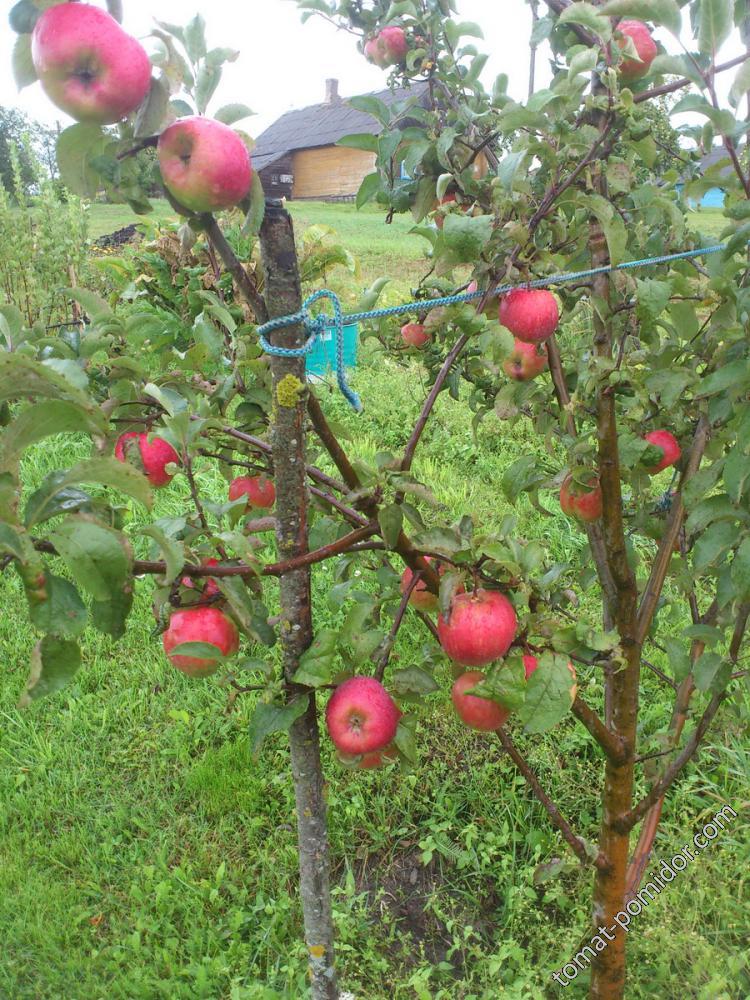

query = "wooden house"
[252,79,430,202]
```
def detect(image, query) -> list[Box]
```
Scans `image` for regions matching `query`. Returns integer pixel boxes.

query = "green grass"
[1,206,748,999]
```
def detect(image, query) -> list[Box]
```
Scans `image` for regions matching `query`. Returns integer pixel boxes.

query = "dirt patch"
[94,224,142,249]
[351,846,500,971]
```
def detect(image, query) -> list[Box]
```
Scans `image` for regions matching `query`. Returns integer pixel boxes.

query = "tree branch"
[373,571,423,682]
[572,696,628,763]
[496,726,607,869]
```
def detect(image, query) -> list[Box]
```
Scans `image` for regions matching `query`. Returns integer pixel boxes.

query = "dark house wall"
[257,154,294,201]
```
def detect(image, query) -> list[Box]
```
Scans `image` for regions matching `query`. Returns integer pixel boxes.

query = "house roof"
[252,82,431,171]
[697,146,732,174]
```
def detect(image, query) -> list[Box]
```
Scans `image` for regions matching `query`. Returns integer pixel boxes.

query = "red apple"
[162,606,239,678]
[617,20,658,81]
[435,192,458,230]
[452,671,510,731]
[228,475,276,510]
[325,676,401,755]
[438,589,518,667]
[643,430,681,474]
[523,654,577,698]
[560,473,603,523]
[503,339,548,381]
[182,558,221,599]
[401,323,431,348]
[499,289,559,344]
[158,117,252,214]
[114,431,180,488]
[364,26,409,68]
[31,3,152,125]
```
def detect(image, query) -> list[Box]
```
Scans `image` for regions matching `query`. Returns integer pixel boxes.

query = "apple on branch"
[163,606,240,678]
[499,289,560,344]
[401,323,431,348]
[438,589,518,667]
[560,473,603,523]
[182,558,222,599]
[158,117,253,214]
[228,475,276,510]
[642,430,681,474]
[325,677,401,755]
[452,671,510,731]
[503,339,548,381]
[616,20,658,81]
[114,432,180,488]
[31,2,152,125]
[364,26,409,69]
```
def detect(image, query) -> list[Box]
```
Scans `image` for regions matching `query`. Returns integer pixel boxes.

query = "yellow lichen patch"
[309,944,326,959]
[276,374,304,408]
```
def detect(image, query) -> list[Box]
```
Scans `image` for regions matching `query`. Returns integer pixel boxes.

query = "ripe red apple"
[364,26,409,68]
[401,323,431,348]
[114,432,180,488]
[617,20,658,81]
[325,676,401,755]
[162,606,239,678]
[182,558,221,599]
[438,589,518,667]
[560,473,603,523]
[643,430,681,474]
[503,339,548,381]
[228,475,276,510]
[499,289,560,343]
[452,671,510,731]
[523,654,578,698]
[31,3,152,125]
[158,117,252,214]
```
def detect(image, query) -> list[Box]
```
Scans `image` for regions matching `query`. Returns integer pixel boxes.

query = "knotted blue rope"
[256,242,729,410]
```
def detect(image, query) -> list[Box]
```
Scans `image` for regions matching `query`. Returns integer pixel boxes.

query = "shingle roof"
[252,82,430,171]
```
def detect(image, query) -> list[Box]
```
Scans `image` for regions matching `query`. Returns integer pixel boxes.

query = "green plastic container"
[305,324,359,379]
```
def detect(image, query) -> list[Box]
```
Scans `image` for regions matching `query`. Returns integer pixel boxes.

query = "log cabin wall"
[257,154,294,201]
[291,146,376,200]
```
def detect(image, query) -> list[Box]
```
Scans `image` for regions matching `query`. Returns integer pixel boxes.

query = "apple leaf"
[481,656,528,712]
[599,0,681,34]
[378,504,403,550]
[0,352,99,410]
[292,628,339,687]
[0,401,105,471]
[248,697,310,757]
[693,651,729,693]
[24,479,93,528]
[698,0,733,55]
[558,1,612,39]
[12,33,37,89]
[134,77,170,139]
[242,170,266,238]
[502,455,550,504]
[49,518,132,603]
[56,124,110,198]
[0,523,27,561]
[389,667,439,698]
[215,577,275,646]
[141,525,186,584]
[393,715,418,764]
[19,636,82,708]
[28,574,88,639]
[441,214,493,264]
[518,653,575,733]
[215,103,255,126]
[731,536,750,600]
[26,459,152,526]
[9,0,39,33]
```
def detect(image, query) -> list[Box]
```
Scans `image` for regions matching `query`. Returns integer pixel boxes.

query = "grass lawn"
[0,202,748,1000]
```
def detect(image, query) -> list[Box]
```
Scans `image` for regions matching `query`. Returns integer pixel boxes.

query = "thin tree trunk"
[588,171,640,1000]
[259,201,339,999]
[529,0,539,99]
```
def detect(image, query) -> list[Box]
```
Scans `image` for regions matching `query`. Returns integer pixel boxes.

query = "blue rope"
[257,242,728,410]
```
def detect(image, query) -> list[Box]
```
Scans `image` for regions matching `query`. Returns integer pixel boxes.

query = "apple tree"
[3,1,750,999]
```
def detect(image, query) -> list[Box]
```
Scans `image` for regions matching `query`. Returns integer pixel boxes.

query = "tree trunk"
[259,201,339,999]
[587,177,641,1000]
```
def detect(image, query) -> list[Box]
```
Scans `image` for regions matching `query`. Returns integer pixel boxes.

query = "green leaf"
[693,520,736,573]
[695,360,750,398]
[356,172,382,210]
[49,518,132,603]
[0,352,99,411]
[393,715,418,764]
[241,169,266,237]
[215,577,273,646]
[12,33,37,89]
[28,574,87,639]
[248,697,310,756]
[585,193,627,265]
[215,103,254,125]
[184,13,207,62]
[599,0,681,33]
[19,636,81,707]
[0,523,26,560]
[0,401,105,471]
[441,214,493,263]
[724,447,750,503]
[348,95,390,126]
[26,459,152,527]
[378,504,403,550]
[9,0,40,33]
[731,536,750,600]
[519,654,576,733]
[729,57,750,108]
[558,2,612,39]
[698,0,733,55]
[502,455,549,503]
[693,651,728,692]
[337,133,380,152]
[389,667,439,697]
[482,656,528,712]
[141,526,185,584]
[196,63,222,115]
[133,76,169,139]
[56,124,110,198]
[292,628,338,687]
